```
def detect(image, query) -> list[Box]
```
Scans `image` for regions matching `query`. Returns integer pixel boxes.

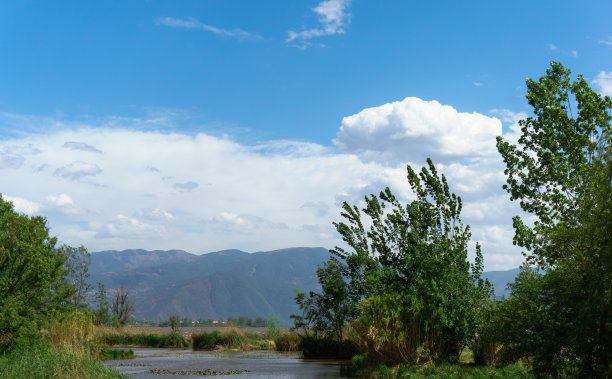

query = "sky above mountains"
[1,1,611,270]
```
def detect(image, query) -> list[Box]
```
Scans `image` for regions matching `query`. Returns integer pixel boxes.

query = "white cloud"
[3,195,39,215]
[598,36,612,47]
[593,71,612,97]
[473,82,483,87]
[0,104,528,270]
[156,17,261,41]
[334,97,502,164]
[54,161,103,180]
[572,50,578,57]
[47,193,74,207]
[287,0,351,48]
[549,44,557,51]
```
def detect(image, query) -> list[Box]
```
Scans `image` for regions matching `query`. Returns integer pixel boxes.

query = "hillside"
[89,247,519,324]
[89,247,331,324]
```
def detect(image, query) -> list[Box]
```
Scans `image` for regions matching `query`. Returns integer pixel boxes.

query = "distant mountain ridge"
[89,247,519,324]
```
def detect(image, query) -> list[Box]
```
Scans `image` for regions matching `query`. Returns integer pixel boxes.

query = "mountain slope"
[89,247,330,323]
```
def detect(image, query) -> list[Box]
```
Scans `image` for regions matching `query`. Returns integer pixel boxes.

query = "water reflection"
[105,348,345,378]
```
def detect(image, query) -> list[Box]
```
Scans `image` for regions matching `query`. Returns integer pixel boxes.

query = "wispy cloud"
[571,50,578,57]
[593,71,612,97]
[287,0,351,49]
[473,82,483,87]
[156,17,261,41]
[598,36,612,47]
[549,44,557,51]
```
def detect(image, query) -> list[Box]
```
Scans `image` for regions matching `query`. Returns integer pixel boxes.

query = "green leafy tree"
[292,258,355,343]
[330,159,491,364]
[495,62,611,376]
[59,244,91,310]
[168,315,179,332]
[0,195,71,349]
[93,282,110,326]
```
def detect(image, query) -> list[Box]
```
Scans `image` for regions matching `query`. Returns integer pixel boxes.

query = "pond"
[104,348,346,378]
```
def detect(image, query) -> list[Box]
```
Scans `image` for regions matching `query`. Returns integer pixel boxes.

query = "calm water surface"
[104,348,345,378]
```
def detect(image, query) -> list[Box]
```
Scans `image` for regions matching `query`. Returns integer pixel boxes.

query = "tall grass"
[1,312,124,378]
[0,344,124,379]
[273,332,301,352]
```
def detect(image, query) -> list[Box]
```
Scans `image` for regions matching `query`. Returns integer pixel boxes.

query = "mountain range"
[88,247,518,324]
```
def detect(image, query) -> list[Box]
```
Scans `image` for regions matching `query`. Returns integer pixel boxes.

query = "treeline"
[147,316,279,328]
[292,62,611,377]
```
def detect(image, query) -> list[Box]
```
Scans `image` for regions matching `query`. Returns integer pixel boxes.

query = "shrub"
[274,332,301,352]
[192,330,223,350]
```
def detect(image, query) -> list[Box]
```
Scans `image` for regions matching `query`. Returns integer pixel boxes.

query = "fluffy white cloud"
[335,97,502,164]
[0,101,527,270]
[287,0,351,48]
[593,71,612,97]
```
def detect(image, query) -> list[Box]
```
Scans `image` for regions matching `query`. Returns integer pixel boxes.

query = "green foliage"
[97,331,188,348]
[0,195,72,350]
[93,282,111,326]
[191,329,275,350]
[168,315,179,332]
[0,344,124,379]
[100,348,134,361]
[59,244,91,310]
[328,159,491,364]
[292,258,355,343]
[496,61,611,267]
[495,62,612,377]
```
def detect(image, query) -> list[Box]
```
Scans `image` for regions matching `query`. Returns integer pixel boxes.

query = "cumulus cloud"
[4,195,39,215]
[63,141,103,153]
[334,97,502,165]
[54,161,103,180]
[156,17,261,41]
[287,0,351,48]
[593,71,612,97]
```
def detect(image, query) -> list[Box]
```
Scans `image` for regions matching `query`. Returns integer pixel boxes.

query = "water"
[104,348,346,378]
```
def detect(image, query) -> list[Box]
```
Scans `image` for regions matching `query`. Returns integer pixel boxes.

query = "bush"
[192,330,223,350]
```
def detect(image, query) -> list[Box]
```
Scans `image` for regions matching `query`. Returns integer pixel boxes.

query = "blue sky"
[1,1,611,269]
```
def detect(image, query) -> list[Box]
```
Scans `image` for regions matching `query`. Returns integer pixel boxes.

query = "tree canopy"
[492,61,611,376]
[0,195,70,349]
